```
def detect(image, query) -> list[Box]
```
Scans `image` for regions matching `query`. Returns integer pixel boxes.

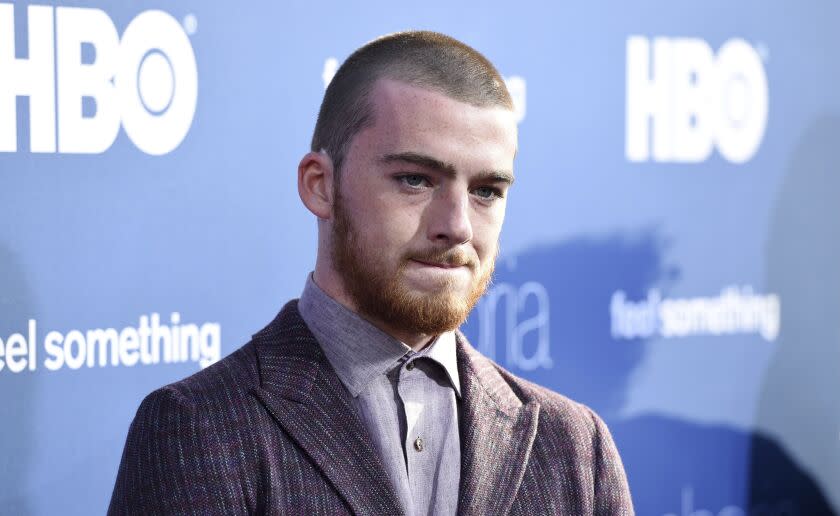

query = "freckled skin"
[301,78,518,349]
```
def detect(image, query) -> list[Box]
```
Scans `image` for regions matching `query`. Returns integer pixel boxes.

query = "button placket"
[398,361,428,481]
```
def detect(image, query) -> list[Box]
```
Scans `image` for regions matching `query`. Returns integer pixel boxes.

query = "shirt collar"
[298,273,461,398]
[414,331,460,398]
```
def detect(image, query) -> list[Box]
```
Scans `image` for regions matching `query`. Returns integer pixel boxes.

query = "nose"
[426,186,473,245]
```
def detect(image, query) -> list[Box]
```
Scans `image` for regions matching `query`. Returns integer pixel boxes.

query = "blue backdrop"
[1,1,838,514]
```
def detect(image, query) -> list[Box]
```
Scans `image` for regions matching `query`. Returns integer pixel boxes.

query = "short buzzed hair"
[311,30,513,178]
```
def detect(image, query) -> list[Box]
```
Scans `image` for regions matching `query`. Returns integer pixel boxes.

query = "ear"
[298,150,334,220]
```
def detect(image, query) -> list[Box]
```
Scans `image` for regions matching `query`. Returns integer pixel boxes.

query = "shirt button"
[406,361,415,371]
[414,437,424,452]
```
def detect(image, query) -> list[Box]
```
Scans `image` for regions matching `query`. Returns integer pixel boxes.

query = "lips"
[411,259,463,269]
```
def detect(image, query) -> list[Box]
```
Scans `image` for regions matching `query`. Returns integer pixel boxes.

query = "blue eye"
[400,175,428,187]
[474,186,502,199]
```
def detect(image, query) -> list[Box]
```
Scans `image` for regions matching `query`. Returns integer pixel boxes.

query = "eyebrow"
[380,152,515,186]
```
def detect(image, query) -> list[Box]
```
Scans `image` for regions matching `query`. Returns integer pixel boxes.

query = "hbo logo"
[0,4,197,155]
[625,36,768,164]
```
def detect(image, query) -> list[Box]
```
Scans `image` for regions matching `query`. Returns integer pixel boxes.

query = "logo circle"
[137,49,175,115]
[116,10,198,156]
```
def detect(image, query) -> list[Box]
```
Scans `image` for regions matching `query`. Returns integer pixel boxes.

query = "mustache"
[407,248,477,268]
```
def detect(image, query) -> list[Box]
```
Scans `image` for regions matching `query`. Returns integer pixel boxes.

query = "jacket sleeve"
[587,407,635,515]
[107,387,221,516]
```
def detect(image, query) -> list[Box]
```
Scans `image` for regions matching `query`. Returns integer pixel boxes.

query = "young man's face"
[331,78,517,336]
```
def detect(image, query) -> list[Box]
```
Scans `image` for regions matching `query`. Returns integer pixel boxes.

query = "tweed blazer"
[108,300,634,515]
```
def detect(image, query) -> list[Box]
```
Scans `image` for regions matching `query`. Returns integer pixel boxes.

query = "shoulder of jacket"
[138,341,259,414]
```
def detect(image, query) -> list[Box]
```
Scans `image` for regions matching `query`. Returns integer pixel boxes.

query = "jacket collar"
[248,300,404,515]
[249,300,540,515]
[454,328,541,515]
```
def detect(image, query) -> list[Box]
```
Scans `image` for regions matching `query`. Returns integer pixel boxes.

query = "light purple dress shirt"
[298,274,461,516]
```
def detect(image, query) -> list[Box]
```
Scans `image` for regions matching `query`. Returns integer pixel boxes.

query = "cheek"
[354,198,419,252]
[473,212,504,257]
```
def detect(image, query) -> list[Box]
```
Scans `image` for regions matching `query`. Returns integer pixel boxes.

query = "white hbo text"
[0,4,198,155]
[625,36,768,164]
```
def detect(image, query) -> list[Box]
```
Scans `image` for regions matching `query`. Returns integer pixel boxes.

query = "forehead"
[363,78,518,166]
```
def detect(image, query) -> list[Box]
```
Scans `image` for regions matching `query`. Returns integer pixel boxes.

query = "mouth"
[410,259,466,269]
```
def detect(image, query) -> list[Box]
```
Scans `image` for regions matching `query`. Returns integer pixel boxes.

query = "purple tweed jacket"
[108,300,634,515]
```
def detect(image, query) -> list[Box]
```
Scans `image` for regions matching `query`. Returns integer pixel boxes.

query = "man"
[109,31,633,515]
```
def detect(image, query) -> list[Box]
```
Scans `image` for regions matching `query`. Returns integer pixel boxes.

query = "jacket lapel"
[455,331,541,515]
[249,301,404,515]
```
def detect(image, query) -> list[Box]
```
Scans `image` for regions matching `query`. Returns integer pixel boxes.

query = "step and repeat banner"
[1,0,838,514]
